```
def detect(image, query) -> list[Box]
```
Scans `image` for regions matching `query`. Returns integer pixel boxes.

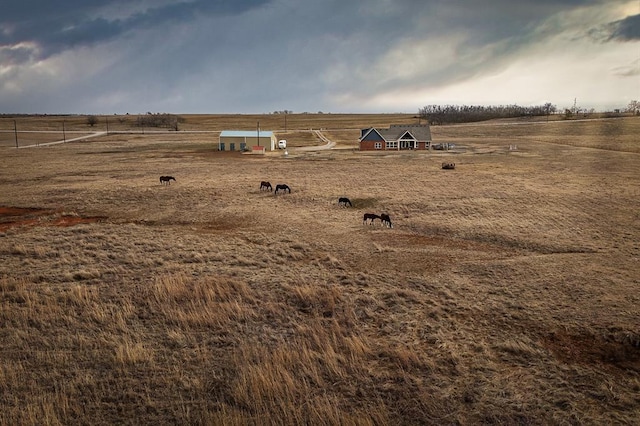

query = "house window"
[386,141,398,149]
[375,142,382,149]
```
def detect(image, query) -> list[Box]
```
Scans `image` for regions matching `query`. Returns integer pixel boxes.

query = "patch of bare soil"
[0,206,104,232]
[542,330,640,370]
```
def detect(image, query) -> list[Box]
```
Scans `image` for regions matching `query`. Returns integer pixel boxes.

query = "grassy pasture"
[0,113,419,148]
[0,114,638,425]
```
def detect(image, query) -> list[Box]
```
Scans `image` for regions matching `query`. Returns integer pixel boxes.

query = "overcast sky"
[1,0,638,114]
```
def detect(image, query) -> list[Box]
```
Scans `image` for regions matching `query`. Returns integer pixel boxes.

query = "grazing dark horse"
[160,176,176,185]
[338,197,352,207]
[363,213,380,225]
[260,181,273,191]
[275,184,291,194]
[380,213,393,228]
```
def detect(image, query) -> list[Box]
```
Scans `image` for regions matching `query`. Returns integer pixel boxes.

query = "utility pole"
[63,120,66,142]
[106,116,109,135]
[257,121,260,147]
[14,120,18,148]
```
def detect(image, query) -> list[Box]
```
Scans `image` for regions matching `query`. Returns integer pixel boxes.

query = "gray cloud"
[1,0,270,59]
[588,13,640,42]
[607,13,640,41]
[0,0,636,114]
[612,58,640,77]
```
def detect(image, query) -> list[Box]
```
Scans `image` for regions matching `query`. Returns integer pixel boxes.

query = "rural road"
[293,130,336,151]
[17,131,107,148]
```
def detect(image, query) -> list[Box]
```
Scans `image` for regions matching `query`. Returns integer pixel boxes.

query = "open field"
[0,113,419,148]
[0,115,639,424]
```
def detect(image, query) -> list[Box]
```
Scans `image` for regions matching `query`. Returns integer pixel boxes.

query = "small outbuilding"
[219,130,277,151]
[359,124,432,151]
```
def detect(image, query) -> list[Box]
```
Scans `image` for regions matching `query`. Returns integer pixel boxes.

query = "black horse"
[338,197,352,207]
[380,213,393,228]
[275,184,291,194]
[260,181,273,191]
[363,213,380,225]
[160,176,176,185]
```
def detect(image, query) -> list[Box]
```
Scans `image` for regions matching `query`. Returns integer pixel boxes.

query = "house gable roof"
[398,131,417,140]
[361,125,431,143]
[359,128,385,142]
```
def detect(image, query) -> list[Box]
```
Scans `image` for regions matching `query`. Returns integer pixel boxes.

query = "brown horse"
[338,197,352,207]
[380,213,393,228]
[260,181,273,191]
[160,176,176,185]
[363,213,380,225]
[275,184,291,194]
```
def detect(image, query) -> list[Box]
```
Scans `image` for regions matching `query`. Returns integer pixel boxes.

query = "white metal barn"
[219,130,277,151]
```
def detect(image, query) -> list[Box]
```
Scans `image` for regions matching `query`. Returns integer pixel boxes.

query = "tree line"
[135,113,185,130]
[418,103,557,125]
[85,113,185,130]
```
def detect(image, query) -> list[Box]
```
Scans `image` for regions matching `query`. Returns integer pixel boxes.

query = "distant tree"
[135,113,185,129]
[626,100,639,115]
[87,115,99,127]
[543,102,557,117]
[171,116,180,131]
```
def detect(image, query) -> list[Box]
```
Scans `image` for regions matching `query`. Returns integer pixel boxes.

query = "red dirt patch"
[0,206,104,232]
[542,330,640,371]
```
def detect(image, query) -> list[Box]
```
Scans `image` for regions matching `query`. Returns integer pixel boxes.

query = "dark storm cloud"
[0,0,270,59]
[0,0,597,49]
[606,14,640,41]
[588,13,640,42]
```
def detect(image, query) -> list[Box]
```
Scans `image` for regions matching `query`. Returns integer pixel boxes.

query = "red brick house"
[359,124,432,151]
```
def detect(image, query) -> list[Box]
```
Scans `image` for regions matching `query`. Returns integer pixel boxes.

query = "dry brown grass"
[0,114,639,425]
[0,113,419,148]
